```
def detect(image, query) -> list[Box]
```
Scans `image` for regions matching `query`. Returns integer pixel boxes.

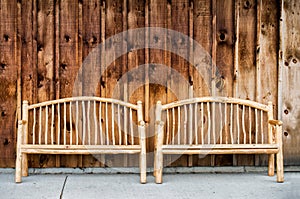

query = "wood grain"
[0,0,18,167]
[282,0,300,165]
[59,0,79,168]
[0,0,299,168]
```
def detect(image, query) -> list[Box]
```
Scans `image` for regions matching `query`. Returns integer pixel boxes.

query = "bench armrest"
[268,119,283,126]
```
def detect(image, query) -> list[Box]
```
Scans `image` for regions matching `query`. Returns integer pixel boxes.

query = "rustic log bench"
[15,97,146,183]
[154,97,284,183]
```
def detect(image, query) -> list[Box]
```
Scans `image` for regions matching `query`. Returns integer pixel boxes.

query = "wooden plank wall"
[0,0,298,168]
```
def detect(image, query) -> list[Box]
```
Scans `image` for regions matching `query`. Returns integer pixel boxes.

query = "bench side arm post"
[21,101,29,177]
[15,120,24,183]
[154,101,164,183]
[137,101,146,184]
[267,101,275,176]
[276,124,284,182]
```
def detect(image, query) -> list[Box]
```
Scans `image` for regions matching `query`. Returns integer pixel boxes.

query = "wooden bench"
[15,97,146,183]
[154,97,284,183]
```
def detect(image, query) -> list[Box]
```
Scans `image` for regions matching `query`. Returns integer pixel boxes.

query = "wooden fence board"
[81,0,102,168]
[168,0,190,167]
[213,0,235,166]
[192,0,213,166]
[33,0,57,168]
[282,0,300,165]
[59,0,79,168]
[256,0,279,166]
[234,0,257,166]
[20,0,37,168]
[126,0,146,167]
[0,0,18,167]
[103,0,125,167]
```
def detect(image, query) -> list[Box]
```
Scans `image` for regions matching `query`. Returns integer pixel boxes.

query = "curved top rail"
[161,97,270,112]
[25,96,140,110]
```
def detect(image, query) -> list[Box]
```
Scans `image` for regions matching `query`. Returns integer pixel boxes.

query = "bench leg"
[16,121,23,183]
[154,121,164,184]
[155,150,163,184]
[139,122,147,184]
[268,154,274,176]
[140,152,147,184]
[276,125,284,183]
[140,135,147,184]
[153,134,157,177]
[15,152,22,183]
[276,148,284,182]
[22,154,28,177]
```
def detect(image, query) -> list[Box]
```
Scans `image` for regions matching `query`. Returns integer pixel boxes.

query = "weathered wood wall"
[0,0,298,168]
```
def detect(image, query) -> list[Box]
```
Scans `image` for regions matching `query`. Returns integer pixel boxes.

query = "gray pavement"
[1,171,299,199]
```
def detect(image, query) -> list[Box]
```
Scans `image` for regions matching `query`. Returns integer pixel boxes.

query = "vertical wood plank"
[193,0,212,99]
[0,0,18,167]
[59,0,79,167]
[127,0,145,167]
[103,0,124,167]
[19,0,38,167]
[214,0,235,167]
[54,0,61,168]
[171,0,190,167]
[148,0,168,166]
[282,0,300,165]
[36,0,56,167]
[81,0,102,167]
[257,0,279,166]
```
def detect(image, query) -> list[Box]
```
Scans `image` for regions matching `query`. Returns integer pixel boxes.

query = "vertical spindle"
[189,104,193,145]
[94,101,97,145]
[118,104,121,145]
[111,103,116,145]
[166,109,170,144]
[70,102,73,145]
[112,103,115,145]
[184,105,187,145]
[51,104,54,144]
[195,103,198,145]
[225,103,227,144]
[105,102,109,145]
[172,108,175,145]
[255,108,258,144]
[212,102,215,144]
[87,101,91,145]
[124,106,127,145]
[230,103,233,144]
[242,105,246,144]
[45,105,48,144]
[201,102,204,145]
[207,102,211,145]
[58,103,60,145]
[130,108,134,145]
[39,107,42,145]
[219,103,222,144]
[261,110,264,144]
[82,101,86,145]
[76,101,79,145]
[177,107,181,144]
[237,104,240,144]
[33,108,36,145]
[249,106,252,144]
[99,102,103,145]
[64,102,66,145]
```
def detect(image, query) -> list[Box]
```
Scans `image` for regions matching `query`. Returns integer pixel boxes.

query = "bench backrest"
[155,97,274,145]
[22,97,143,146]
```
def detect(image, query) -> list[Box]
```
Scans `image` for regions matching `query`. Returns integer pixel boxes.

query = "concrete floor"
[0,172,299,199]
